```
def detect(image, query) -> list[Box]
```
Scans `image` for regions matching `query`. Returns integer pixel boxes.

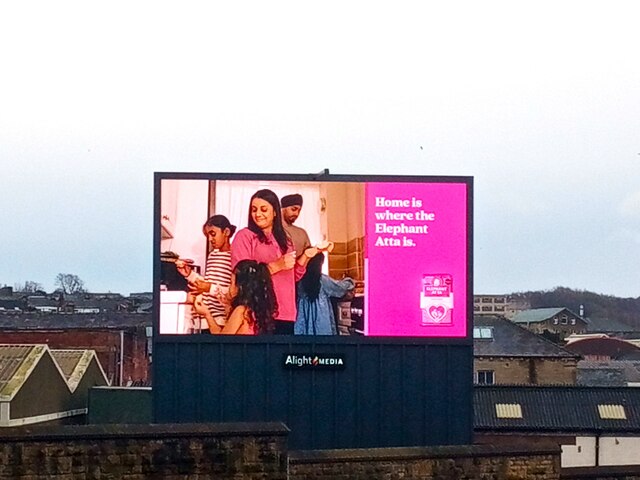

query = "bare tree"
[14,280,44,293]
[54,273,87,294]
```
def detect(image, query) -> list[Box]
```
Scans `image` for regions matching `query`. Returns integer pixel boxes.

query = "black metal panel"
[175,343,200,422]
[379,346,404,445]
[154,341,473,449]
[402,345,428,445]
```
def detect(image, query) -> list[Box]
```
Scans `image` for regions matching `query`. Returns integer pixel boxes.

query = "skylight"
[495,403,523,419]
[598,404,626,420]
[473,327,494,339]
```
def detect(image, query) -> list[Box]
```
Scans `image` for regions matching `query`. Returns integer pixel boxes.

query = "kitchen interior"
[159,178,366,335]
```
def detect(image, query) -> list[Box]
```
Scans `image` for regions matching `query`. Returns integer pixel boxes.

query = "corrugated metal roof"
[475,385,640,432]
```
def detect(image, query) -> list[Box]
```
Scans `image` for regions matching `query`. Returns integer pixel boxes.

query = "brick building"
[474,315,580,385]
[0,314,151,386]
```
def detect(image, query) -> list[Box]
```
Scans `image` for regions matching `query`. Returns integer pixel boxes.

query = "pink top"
[231,228,305,322]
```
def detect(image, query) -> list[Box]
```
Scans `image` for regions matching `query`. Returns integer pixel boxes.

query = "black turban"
[281,194,303,208]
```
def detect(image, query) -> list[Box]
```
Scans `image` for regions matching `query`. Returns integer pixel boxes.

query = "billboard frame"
[152,170,473,346]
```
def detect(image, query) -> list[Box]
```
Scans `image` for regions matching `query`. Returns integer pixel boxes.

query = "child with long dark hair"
[294,252,355,335]
[197,259,277,335]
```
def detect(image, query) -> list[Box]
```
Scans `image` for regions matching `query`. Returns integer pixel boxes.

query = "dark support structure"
[154,339,473,449]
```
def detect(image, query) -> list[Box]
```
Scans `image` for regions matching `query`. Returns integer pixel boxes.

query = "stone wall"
[289,444,561,480]
[475,357,577,385]
[17,422,640,480]
[0,422,288,479]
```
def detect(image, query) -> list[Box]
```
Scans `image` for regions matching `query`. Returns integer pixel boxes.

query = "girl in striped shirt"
[178,215,236,333]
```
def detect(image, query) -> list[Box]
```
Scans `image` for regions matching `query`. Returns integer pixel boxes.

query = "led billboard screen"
[156,175,471,338]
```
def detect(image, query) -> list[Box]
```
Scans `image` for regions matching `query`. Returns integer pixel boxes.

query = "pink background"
[365,182,468,337]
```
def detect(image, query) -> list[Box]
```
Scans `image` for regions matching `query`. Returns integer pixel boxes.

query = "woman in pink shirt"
[231,189,316,334]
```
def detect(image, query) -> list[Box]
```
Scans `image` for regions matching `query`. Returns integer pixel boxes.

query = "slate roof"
[0,299,23,311]
[0,313,151,330]
[577,360,640,383]
[25,296,59,308]
[474,316,579,358]
[63,294,126,311]
[585,316,638,334]
[475,385,640,432]
[511,307,573,324]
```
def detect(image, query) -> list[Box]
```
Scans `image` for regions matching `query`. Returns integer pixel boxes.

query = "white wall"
[560,436,640,468]
[561,436,596,467]
[599,436,640,466]
[161,179,210,272]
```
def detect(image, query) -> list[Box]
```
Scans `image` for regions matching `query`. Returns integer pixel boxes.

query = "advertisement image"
[157,176,469,338]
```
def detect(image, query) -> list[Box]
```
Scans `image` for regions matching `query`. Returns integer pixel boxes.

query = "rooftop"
[474,316,579,358]
[0,313,151,330]
[0,345,46,399]
[511,307,570,324]
[475,385,640,432]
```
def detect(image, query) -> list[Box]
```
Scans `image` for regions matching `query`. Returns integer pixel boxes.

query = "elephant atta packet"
[420,274,453,325]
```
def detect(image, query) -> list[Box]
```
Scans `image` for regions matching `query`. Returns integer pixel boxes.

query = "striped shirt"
[201,250,232,325]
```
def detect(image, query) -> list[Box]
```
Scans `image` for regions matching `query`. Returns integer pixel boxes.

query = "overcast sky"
[1,1,639,297]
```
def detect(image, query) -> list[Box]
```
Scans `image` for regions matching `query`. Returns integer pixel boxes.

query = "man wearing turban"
[281,193,311,259]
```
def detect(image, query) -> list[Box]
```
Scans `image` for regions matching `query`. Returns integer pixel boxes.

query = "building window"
[481,306,492,312]
[553,317,559,325]
[477,370,495,385]
[494,297,505,304]
[570,318,576,325]
[482,297,493,303]
[474,305,480,311]
[495,305,505,312]
[561,315,568,325]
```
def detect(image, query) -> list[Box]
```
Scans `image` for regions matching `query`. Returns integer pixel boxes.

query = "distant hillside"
[510,287,640,329]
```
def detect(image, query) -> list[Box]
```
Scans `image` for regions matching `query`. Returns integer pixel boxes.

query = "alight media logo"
[283,354,345,370]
